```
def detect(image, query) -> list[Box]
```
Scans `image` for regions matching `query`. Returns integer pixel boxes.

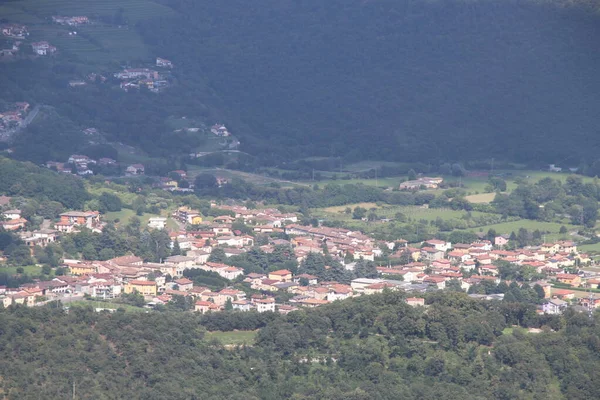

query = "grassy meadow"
[205,330,258,346]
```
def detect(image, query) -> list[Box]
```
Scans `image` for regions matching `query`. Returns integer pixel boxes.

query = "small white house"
[148,217,167,230]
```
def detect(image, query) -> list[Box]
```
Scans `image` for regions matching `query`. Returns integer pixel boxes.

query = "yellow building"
[268,269,293,282]
[68,263,97,276]
[125,280,157,296]
[190,215,203,224]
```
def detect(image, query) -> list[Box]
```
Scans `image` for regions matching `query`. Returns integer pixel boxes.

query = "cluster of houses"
[1,195,599,315]
[0,200,102,235]
[0,102,29,134]
[1,24,28,39]
[377,238,590,291]
[399,176,444,190]
[51,16,89,26]
[45,153,144,177]
[114,66,170,93]
[156,57,173,68]
[1,23,58,57]
[210,124,231,137]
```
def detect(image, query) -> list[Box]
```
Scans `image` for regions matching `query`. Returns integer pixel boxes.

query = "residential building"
[268,269,293,282]
[124,280,157,296]
[543,299,568,315]
[148,217,167,230]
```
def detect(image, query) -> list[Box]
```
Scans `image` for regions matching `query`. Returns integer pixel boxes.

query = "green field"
[578,243,600,253]
[467,220,575,237]
[315,204,490,222]
[15,0,175,25]
[0,265,43,275]
[205,330,258,346]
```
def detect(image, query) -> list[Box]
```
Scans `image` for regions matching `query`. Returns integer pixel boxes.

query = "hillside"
[1,0,600,166]
[0,292,598,399]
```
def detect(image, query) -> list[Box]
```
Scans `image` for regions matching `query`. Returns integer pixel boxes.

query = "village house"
[494,235,510,247]
[148,217,167,230]
[126,164,145,176]
[114,69,158,80]
[156,57,173,68]
[254,297,276,312]
[2,209,21,220]
[425,239,452,252]
[2,24,28,39]
[554,273,581,287]
[543,299,568,315]
[20,229,58,248]
[210,124,230,137]
[268,269,293,282]
[124,280,157,296]
[211,224,232,236]
[164,255,196,276]
[173,278,194,291]
[31,41,57,55]
[1,217,27,231]
[56,211,101,232]
[194,300,219,313]
[399,177,443,190]
[52,16,89,26]
[405,297,425,307]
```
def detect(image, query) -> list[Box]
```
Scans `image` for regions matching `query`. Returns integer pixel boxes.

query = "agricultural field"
[316,204,490,222]
[104,208,178,230]
[204,330,257,346]
[467,220,576,238]
[304,177,402,189]
[14,0,175,25]
[464,193,496,203]
[0,265,43,276]
[3,0,175,64]
[577,243,600,253]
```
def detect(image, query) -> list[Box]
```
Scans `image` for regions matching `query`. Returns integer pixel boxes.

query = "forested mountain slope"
[140,0,600,163]
[2,0,600,165]
[0,292,599,399]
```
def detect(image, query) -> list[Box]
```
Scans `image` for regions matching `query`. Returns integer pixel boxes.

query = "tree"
[172,239,181,256]
[407,169,417,181]
[352,207,366,220]
[208,248,226,263]
[98,192,122,212]
[99,248,116,261]
[194,174,218,192]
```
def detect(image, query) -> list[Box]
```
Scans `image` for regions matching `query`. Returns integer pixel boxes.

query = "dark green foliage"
[135,0,600,165]
[0,290,598,398]
[98,192,122,212]
[0,157,89,209]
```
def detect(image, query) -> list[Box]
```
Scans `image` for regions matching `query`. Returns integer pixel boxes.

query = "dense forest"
[140,0,600,164]
[2,0,600,166]
[0,291,598,399]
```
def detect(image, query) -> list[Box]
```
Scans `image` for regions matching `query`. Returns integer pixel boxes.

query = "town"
[0,198,597,316]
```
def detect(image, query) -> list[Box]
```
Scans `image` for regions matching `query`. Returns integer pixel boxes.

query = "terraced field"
[14,0,175,24]
[3,0,175,64]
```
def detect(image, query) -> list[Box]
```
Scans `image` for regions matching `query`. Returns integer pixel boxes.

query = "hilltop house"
[31,41,57,56]
[126,164,145,176]
[210,124,230,137]
[156,57,173,68]
[56,211,100,232]
[148,217,167,230]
